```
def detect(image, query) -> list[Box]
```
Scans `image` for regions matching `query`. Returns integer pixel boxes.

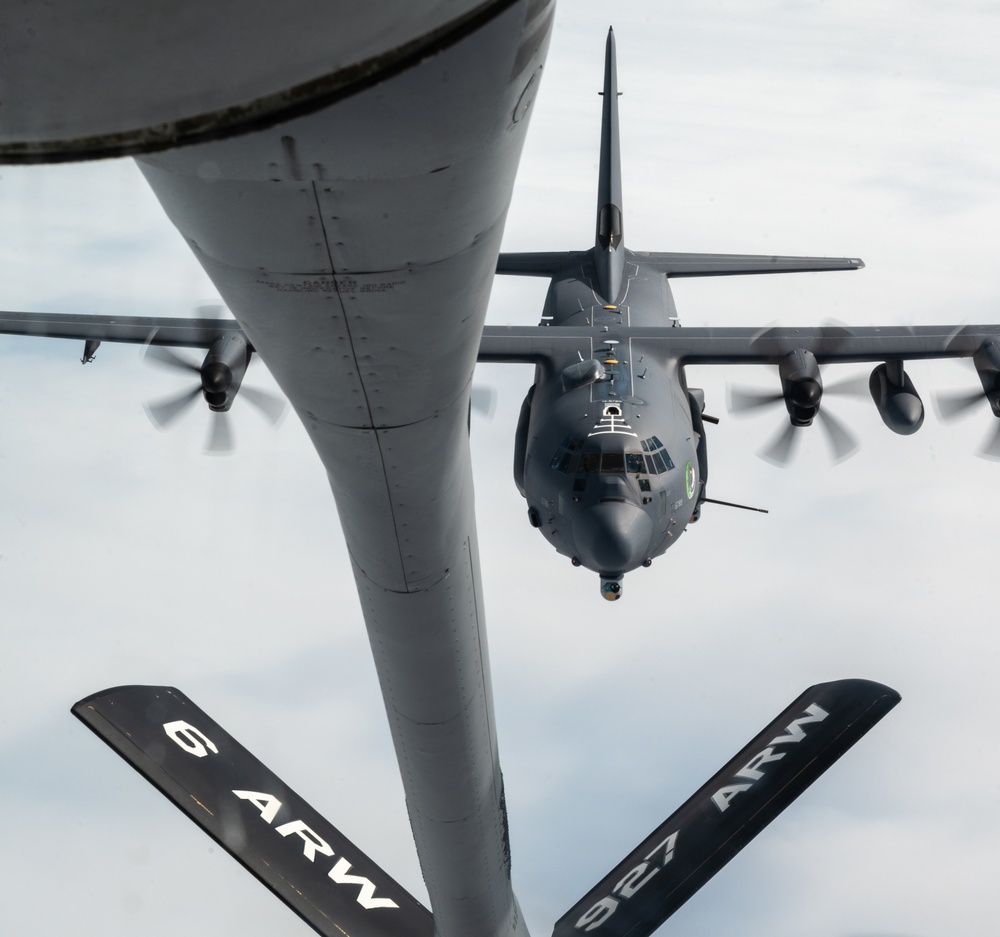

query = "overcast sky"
[2,3,999,936]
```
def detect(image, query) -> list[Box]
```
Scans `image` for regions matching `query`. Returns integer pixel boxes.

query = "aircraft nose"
[572,501,652,574]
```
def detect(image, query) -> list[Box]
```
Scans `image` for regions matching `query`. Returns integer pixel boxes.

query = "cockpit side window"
[550,436,584,473]
[641,436,674,472]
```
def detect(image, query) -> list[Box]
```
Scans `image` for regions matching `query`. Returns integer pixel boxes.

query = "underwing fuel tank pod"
[73,679,898,937]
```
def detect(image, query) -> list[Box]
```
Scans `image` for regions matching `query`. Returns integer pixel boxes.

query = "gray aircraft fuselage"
[500,31,702,601]
[519,263,699,596]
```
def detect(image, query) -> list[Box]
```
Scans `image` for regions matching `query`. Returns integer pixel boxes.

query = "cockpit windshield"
[551,436,674,475]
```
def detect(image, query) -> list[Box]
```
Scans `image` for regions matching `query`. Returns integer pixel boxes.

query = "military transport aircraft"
[476,29,1000,600]
[2,6,985,937]
[8,28,995,603]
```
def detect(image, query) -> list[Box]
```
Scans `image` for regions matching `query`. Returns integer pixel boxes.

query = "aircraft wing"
[9,313,992,367]
[0,310,249,351]
[6,315,997,367]
[496,251,864,279]
[496,251,591,276]
[478,323,1000,365]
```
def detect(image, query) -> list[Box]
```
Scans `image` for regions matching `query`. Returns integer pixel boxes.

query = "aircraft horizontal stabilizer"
[631,250,864,277]
[494,252,862,280]
[496,251,591,276]
[552,678,899,937]
[72,685,433,937]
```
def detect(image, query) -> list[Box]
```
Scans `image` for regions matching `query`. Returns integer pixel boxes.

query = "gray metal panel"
[0,0,525,161]
[134,172,334,274]
[129,5,555,937]
[178,231,501,432]
[352,532,513,937]
[311,394,480,593]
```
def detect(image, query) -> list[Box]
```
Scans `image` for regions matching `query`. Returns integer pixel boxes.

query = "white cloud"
[1,3,999,936]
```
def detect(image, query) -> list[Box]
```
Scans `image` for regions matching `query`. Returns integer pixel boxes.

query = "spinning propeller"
[933,340,1000,460]
[470,385,497,421]
[728,364,868,466]
[142,309,286,453]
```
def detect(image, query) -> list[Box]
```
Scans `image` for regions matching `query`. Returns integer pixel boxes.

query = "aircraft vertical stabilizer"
[595,27,625,302]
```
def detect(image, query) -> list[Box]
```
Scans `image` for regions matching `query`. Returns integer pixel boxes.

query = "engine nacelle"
[201,334,250,411]
[778,350,822,425]
[869,362,923,435]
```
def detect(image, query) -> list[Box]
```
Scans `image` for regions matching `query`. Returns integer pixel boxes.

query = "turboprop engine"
[777,349,823,424]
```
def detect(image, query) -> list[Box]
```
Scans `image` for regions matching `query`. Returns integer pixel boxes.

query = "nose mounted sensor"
[600,578,623,601]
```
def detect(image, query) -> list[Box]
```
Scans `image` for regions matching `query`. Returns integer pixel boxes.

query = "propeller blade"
[145,344,202,375]
[140,304,248,455]
[728,385,784,414]
[977,420,1000,461]
[759,421,798,466]
[205,412,234,454]
[240,386,288,426]
[189,303,225,341]
[747,321,779,350]
[735,361,862,467]
[814,318,857,356]
[934,389,985,421]
[470,385,497,421]
[818,408,860,463]
[144,386,201,428]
